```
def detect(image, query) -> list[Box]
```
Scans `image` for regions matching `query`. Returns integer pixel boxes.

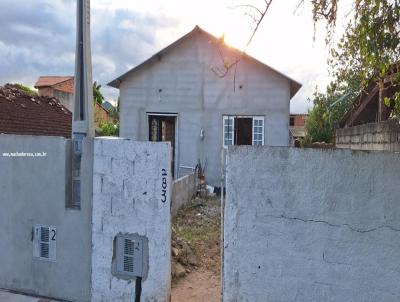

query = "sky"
[0,0,352,113]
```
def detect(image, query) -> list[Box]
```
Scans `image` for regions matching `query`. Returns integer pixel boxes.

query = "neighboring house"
[289,114,307,147]
[35,76,111,129]
[35,76,74,111]
[0,84,72,138]
[109,26,301,185]
[102,100,116,112]
[94,102,110,125]
[336,62,400,151]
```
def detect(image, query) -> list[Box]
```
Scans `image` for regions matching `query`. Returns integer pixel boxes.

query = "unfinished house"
[109,26,301,186]
[289,113,307,147]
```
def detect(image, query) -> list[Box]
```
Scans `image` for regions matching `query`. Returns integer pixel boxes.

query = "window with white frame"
[223,116,234,147]
[223,115,264,147]
[252,117,264,145]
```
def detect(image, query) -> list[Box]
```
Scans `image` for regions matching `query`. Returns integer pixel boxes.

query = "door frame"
[146,112,179,178]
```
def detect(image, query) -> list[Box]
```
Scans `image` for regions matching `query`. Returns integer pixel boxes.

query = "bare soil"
[171,269,220,302]
[171,196,221,302]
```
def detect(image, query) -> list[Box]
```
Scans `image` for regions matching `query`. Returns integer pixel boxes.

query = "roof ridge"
[107,25,302,99]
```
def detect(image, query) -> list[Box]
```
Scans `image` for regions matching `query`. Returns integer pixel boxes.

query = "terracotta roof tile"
[34,76,73,88]
[0,84,72,138]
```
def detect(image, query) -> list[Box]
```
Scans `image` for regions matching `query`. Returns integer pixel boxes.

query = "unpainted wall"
[336,120,400,151]
[171,172,196,217]
[0,134,93,301]
[224,146,400,302]
[119,30,291,186]
[91,138,171,301]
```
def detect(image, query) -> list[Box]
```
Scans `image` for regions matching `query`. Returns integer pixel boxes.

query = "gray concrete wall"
[0,134,93,302]
[91,138,172,301]
[336,120,400,151]
[119,31,291,186]
[224,146,400,302]
[171,172,196,217]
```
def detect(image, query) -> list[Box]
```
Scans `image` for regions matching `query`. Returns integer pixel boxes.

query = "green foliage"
[304,86,354,144]
[304,0,400,144]
[93,81,104,105]
[329,0,400,114]
[14,83,38,96]
[98,120,119,137]
[108,98,120,123]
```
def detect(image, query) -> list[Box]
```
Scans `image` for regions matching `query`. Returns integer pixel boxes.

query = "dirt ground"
[171,196,221,302]
[171,269,221,302]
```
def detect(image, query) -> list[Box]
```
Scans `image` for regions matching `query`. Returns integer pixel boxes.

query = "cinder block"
[101,176,123,197]
[101,138,125,158]
[111,158,134,178]
[93,155,112,174]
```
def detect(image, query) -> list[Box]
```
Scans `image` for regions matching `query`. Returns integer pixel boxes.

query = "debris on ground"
[171,196,221,282]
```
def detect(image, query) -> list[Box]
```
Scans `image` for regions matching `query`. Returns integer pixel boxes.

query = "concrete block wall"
[224,146,400,302]
[91,138,172,302]
[171,172,196,217]
[336,120,400,151]
[0,134,93,302]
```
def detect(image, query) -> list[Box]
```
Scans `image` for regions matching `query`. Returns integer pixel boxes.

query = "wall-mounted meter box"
[33,224,57,262]
[113,233,148,279]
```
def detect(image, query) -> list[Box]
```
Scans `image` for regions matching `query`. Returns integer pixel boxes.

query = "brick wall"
[52,79,74,94]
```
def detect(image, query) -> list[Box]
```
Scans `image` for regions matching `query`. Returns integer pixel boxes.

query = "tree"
[303,83,354,144]
[93,81,104,105]
[301,0,400,144]
[329,0,400,121]
[98,120,119,136]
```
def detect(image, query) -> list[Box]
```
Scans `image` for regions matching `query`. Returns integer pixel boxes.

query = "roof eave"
[290,81,302,100]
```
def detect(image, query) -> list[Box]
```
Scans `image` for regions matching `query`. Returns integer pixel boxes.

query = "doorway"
[235,117,253,145]
[148,114,177,177]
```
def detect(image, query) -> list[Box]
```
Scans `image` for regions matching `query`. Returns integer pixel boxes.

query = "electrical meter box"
[33,224,57,262]
[113,233,148,279]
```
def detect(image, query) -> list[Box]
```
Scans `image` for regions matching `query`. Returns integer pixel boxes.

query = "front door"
[148,115,176,177]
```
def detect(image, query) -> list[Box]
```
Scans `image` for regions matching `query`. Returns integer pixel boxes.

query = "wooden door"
[148,115,176,177]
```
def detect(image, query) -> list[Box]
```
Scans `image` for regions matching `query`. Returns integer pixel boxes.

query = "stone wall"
[91,138,172,302]
[224,146,400,302]
[171,172,196,217]
[336,120,400,151]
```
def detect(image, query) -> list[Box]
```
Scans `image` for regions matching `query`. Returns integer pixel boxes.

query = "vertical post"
[71,0,94,208]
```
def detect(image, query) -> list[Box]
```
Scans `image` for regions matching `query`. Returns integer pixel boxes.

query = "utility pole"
[71,0,94,208]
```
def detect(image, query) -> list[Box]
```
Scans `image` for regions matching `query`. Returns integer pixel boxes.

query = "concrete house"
[109,26,301,185]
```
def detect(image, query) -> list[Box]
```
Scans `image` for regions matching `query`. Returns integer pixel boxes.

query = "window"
[290,116,295,126]
[33,225,56,261]
[223,116,234,147]
[252,117,264,145]
[223,116,264,147]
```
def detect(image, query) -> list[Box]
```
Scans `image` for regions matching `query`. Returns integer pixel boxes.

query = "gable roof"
[35,76,74,93]
[102,101,116,112]
[0,84,72,138]
[108,26,302,99]
[35,76,73,87]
